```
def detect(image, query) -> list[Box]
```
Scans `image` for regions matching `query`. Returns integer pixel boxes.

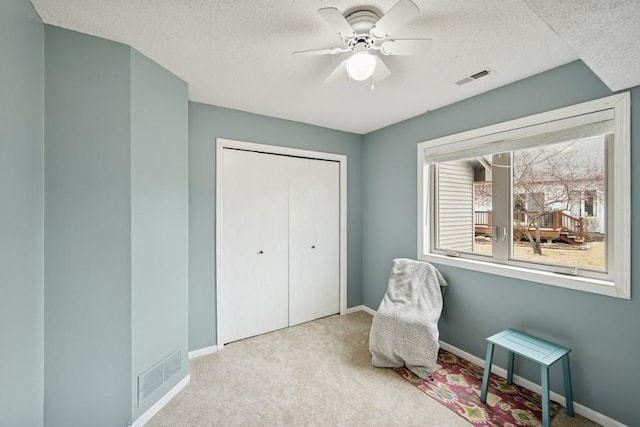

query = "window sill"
[418,252,629,299]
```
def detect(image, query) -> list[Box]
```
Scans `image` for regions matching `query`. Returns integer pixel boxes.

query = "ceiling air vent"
[455,69,493,86]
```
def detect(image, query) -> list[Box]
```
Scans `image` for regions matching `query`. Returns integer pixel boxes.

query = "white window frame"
[417,93,631,299]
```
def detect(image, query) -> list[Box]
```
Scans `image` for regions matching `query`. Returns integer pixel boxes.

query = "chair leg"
[562,354,575,417]
[541,365,550,427]
[507,351,515,385]
[480,343,494,403]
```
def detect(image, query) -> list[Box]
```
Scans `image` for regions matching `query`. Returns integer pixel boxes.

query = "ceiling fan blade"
[372,56,391,82]
[293,47,349,56]
[380,38,433,56]
[324,60,348,83]
[370,0,420,39]
[318,7,356,38]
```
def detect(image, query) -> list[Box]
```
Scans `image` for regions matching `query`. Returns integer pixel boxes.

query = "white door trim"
[215,138,348,349]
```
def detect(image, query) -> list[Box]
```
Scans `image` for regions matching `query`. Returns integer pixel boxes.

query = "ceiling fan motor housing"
[344,9,380,52]
[345,9,380,33]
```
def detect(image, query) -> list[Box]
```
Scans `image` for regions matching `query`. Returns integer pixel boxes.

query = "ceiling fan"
[294,0,432,85]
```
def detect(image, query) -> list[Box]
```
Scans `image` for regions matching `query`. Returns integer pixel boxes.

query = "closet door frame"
[215,138,347,349]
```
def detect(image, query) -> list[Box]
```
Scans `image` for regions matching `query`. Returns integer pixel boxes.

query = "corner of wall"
[0,0,45,425]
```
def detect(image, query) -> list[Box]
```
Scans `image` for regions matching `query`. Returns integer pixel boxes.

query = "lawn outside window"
[417,93,631,299]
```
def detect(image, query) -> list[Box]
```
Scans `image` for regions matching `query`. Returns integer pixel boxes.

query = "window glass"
[510,136,606,272]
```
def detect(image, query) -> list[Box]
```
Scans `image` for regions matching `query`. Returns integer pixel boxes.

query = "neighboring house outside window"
[417,93,631,299]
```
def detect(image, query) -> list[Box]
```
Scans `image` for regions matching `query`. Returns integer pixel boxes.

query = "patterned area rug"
[394,349,560,426]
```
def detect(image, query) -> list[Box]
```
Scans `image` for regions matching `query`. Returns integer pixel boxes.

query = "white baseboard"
[130,374,190,427]
[188,345,218,359]
[439,341,625,427]
[344,305,376,316]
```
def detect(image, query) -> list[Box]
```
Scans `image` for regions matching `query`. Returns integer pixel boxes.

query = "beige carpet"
[148,311,598,426]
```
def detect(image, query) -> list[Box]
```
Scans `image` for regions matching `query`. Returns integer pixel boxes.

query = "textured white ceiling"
[525,0,640,92]
[29,1,633,134]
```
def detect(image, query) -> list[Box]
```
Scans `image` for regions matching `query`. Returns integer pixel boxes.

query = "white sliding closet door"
[222,149,289,343]
[288,157,340,326]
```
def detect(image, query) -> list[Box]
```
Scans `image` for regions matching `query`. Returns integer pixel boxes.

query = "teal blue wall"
[0,0,44,425]
[188,103,363,350]
[44,27,189,426]
[44,26,132,426]
[130,49,190,419]
[362,61,638,425]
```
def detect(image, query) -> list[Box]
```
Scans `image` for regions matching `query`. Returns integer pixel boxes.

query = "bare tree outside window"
[472,135,607,270]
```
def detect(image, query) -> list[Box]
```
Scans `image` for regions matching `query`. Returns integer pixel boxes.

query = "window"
[417,93,630,299]
[584,190,597,217]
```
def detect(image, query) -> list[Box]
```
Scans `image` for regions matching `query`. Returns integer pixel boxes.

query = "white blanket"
[369,258,448,379]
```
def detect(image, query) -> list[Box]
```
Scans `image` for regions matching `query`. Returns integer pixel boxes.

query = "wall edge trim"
[344,304,376,316]
[130,374,190,427]
[188,345,218,360]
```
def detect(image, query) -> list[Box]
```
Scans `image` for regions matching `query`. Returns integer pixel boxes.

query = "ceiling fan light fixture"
[346,52,376,81]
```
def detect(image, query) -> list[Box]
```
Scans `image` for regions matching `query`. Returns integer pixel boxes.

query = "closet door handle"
[258,250,264,255]
[311,245,316,249]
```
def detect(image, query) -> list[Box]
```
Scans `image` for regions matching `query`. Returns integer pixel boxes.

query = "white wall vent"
[163,350,182,382]
[455,69,493,86]
[137,349,183,406]
[138,362,164,401]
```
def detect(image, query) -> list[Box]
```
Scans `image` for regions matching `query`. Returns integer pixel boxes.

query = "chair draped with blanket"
[369,258,448,379]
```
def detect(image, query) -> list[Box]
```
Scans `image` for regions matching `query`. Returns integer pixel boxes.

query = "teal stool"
[479,329,574,427]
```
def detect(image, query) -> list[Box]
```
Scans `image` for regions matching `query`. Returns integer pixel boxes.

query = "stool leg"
[562,355,575,417]
[507,351,515,385]
[541,366,550,427]
[480,343,494,403]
